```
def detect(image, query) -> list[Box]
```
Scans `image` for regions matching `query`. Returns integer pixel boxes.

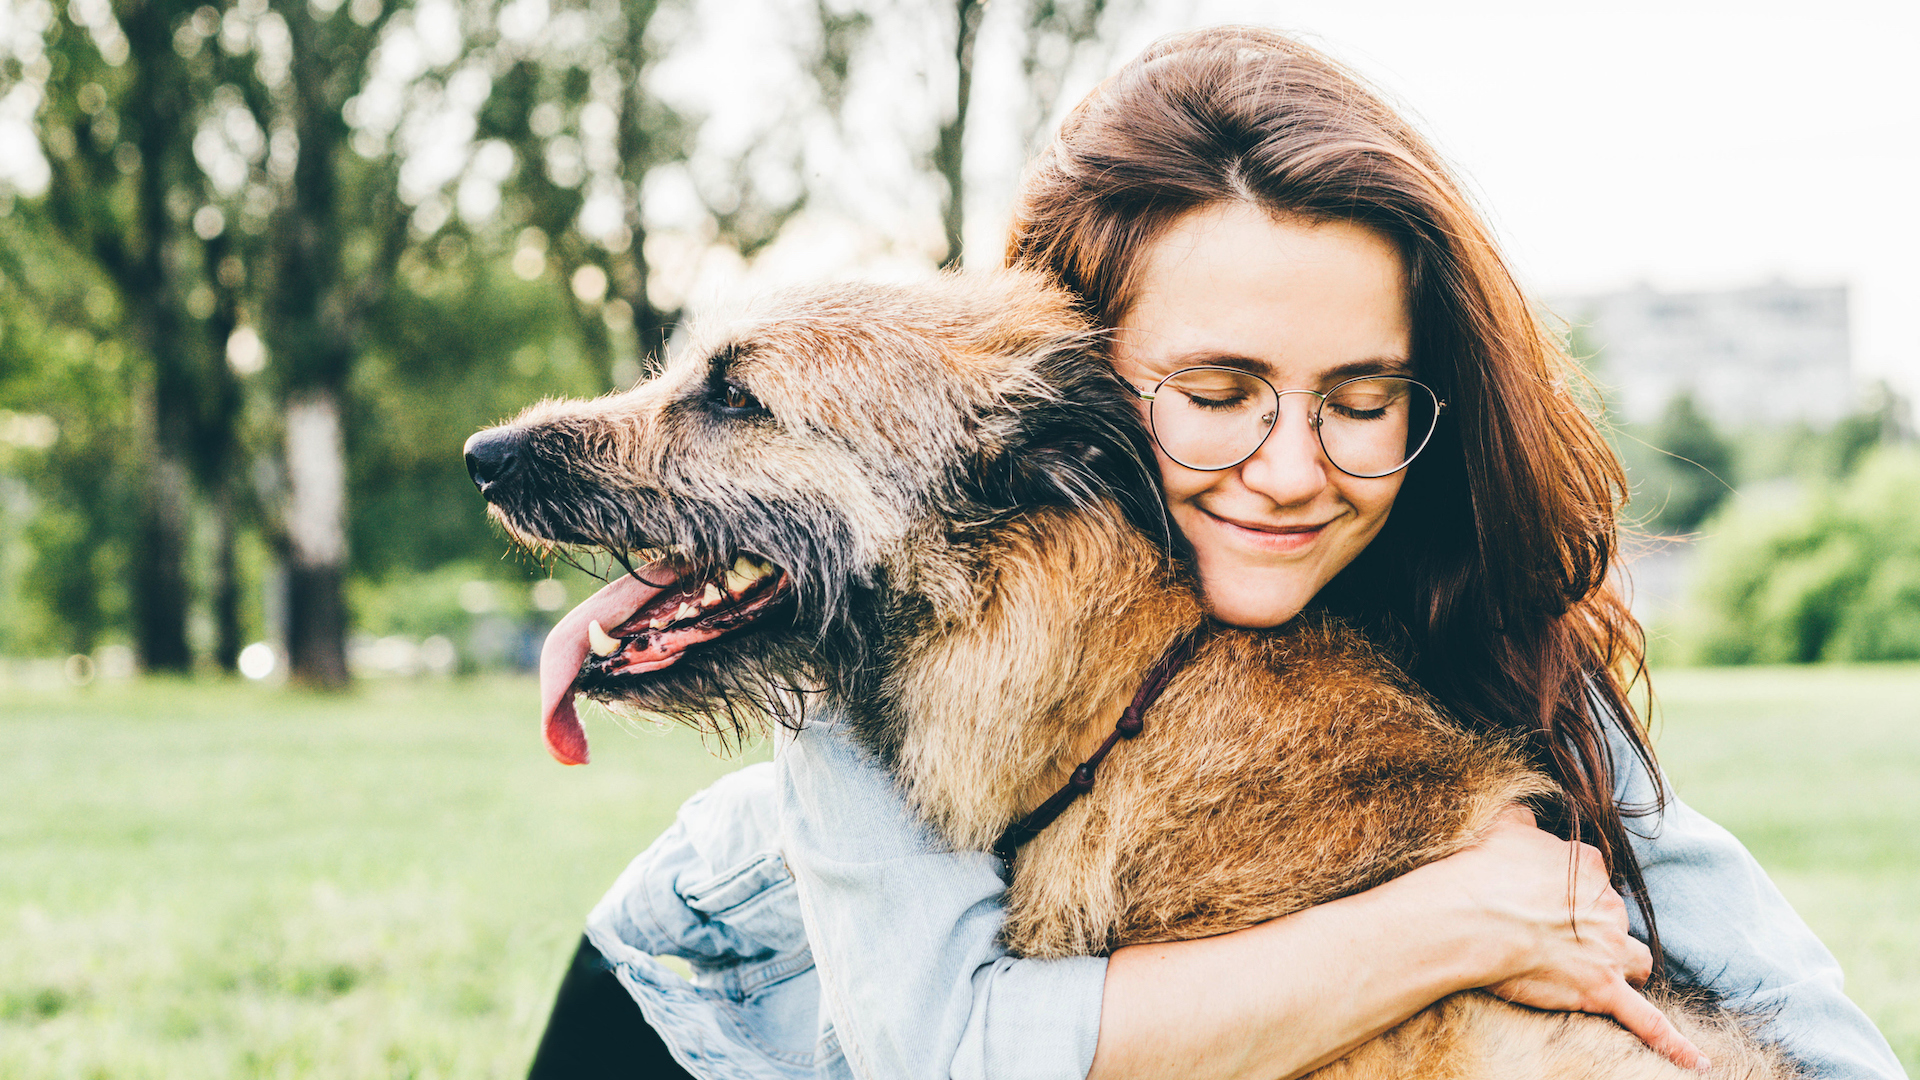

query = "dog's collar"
[991,624,1211,863]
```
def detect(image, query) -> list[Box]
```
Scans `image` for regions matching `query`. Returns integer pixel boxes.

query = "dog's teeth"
[701,582,722,607]
[588,620,619,658]
[725,555,768,594]
[754,559,776,577]
[649,616,671,631]
[673,602,699,622]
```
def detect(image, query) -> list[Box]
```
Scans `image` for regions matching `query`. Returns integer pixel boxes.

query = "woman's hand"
[1411,806,1710,1071]
[1091,806,1713,1080]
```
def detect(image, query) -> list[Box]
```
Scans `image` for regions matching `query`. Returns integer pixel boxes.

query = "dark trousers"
[527,935,699,1079]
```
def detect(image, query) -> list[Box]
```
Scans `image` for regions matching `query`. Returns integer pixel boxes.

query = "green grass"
[1645,665,1920,1072]
[1,667,1915,1077]
[0,677,759,1079]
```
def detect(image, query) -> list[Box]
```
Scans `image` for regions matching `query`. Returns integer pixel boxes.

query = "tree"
[1638,390,1735,534]
[934,0,1128,268]
[16,0,244,672]
[1684,447,1920,664]
[479,0,869,382]
[0,213,144,657]
[251,0,417,687]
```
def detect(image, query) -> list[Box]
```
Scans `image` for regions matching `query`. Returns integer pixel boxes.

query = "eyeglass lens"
[1149,369,1439,477]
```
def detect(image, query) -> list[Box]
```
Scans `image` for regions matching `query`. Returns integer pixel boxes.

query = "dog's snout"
[464,426,527,498]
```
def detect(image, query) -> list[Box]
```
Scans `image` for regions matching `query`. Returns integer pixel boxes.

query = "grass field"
[1,667,1915,1077]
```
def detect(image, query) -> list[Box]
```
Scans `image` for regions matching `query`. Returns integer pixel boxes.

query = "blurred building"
[1561,281,1852,428]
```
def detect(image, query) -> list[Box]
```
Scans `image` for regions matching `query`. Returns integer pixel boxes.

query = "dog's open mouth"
[537,554,790,765]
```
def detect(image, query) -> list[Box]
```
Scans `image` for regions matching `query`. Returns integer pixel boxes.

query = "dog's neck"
[880,506,1204,851]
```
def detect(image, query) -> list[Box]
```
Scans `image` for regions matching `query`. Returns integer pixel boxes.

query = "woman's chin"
[1199,574,1315,629]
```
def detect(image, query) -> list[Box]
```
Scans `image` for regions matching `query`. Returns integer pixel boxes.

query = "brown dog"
[466,270,1797,1078]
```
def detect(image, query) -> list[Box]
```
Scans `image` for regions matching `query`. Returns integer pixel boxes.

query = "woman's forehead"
[1111,205,1413,385]
[1113,344,1415,384]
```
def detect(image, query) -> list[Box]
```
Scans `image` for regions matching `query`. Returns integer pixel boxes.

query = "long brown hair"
[1006,26,1666,959]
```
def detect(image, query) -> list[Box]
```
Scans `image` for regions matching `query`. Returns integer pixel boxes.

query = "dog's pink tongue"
[538,572,671,765]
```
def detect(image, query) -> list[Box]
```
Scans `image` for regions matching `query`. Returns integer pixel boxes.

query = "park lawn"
[0,676,761,1079]
[1646,665,1920,1071]
[0,666,1915,1078]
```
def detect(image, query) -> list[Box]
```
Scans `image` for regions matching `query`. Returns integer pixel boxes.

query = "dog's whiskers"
[554,547,611,583]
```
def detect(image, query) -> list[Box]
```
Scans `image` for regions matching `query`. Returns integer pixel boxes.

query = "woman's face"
[1111,202,1413,628]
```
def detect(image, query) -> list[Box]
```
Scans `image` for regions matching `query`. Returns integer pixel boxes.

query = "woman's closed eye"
[1326,401,1392,421]
[1324,388,1401,422]
[1181,389,1256,411]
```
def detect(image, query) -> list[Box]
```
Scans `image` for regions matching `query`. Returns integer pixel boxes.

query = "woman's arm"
[780,718,1702,1080]
[1090,808,1704,1079]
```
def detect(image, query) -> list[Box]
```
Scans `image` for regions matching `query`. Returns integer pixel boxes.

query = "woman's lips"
[1196,507,1332,554]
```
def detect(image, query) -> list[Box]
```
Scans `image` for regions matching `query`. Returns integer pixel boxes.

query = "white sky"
[1093,0,1920,395]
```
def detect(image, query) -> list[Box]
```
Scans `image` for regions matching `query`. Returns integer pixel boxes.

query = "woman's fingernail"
[1693,1054,1713,1072]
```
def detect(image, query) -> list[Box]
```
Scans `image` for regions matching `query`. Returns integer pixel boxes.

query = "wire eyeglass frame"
[1135,366,1448,479]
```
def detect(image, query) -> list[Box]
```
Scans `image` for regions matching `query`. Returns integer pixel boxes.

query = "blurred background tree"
[1681,446,1920,664]
[1615,390,1737,536]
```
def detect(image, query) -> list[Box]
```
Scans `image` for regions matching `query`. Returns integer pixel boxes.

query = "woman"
[528,27,1903,1080]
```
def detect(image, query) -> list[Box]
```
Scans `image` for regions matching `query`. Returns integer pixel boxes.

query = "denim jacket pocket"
[684,849,810,960]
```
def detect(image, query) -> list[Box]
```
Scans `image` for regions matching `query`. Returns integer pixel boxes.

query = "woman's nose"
[1236,398,1329,506]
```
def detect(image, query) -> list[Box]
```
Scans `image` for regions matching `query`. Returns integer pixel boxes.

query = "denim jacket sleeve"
[776,715,1109,1080]
[584,712,1107,1080]
[1608,720,1907,1079]
[585,762,828,1079]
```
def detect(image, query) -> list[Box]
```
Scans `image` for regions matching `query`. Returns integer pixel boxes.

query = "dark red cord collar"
[991,625,1210,863]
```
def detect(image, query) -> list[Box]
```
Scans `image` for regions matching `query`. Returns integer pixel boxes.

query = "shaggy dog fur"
[470,270,1799,1079]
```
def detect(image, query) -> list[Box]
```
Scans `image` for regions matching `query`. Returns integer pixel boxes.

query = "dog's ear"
[977,350,1174,553]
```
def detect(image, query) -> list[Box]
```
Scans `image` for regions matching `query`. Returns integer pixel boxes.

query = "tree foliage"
[1618,391,1736,535]
[0,215,141,655]
[1681,446,1920,664]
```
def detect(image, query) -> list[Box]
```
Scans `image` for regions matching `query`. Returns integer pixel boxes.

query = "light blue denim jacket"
[584,709,1906,1080]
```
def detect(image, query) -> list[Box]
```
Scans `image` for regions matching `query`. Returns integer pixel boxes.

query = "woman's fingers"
[1623,937,1654,989]
[1597,979,1710,1072]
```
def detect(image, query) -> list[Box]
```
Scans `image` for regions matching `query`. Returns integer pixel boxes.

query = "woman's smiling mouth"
[1196,506,1338,554]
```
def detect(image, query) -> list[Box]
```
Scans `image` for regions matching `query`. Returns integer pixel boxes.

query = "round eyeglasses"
[1135,367,1446,478]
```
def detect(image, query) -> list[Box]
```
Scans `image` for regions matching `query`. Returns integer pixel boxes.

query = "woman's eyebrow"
[1151,353,1415,380]
[1321,357,1416,380]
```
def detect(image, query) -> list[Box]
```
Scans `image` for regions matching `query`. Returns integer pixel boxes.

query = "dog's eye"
[718,381,764,416]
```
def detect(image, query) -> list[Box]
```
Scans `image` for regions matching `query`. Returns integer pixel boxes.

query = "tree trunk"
[121,0,197,672]
[211,484,242,672]
[265,4,391,690]
[198,229,245,674]
[133,426,194,672]
[282,389,350,687]
[935,0,984,269]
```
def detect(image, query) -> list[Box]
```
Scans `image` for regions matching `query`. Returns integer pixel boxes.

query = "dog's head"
[466,270,1166,763]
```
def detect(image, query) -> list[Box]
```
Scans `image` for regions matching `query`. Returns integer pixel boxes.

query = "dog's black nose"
[464,427,526,498]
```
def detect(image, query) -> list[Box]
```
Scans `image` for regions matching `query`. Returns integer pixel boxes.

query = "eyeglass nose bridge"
[1268,387,1330,433]
[1238,388,1329,452]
